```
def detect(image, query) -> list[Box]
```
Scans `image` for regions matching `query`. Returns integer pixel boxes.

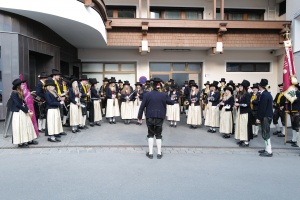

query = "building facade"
[0,0,292,119]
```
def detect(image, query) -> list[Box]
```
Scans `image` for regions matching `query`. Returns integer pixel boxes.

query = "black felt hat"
[190,83,198,89]
[79,75,89,81]
[135,82,142,86]
[210,81,219,88]
[12,78,26,90]
[38,72,48,79]
[219,78,226,83]
[188,80,195,85]
[251,83,259,90]
[241,80,251,88]
[204,81,210,86]
[50,69,61,77]
[44,79,56,87]
[103,77,109,82]
[258,79,268,88]
[89,78,99,85]
[224,87,233,94]
[118,79,123,84]
[123,80,130,86]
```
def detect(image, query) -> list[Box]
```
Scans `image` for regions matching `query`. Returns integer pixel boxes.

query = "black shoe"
[18,143,29,148]
[259,151,273,157]
[291,144,299,147]
[286,140,296,144]
[253,134,258,138]
[211,129,216,133]
[79,126,85,129]
[273,131,280,135]
[236,141,243,145]
[63,124,70,127]
[169,124,173,127]
[113,121,116,124]
[72,130,77,133]
[102,114,106,117]
[59,132,67,136]
[174,125,177,128]
[90,123,95,127]
[223,134,230,139]
[76,129,81,132]
[48,138,61,142]
[39,129,45,133]
[146,152,153,159]
[258,149,266,154]
[109,121,112,124]
[28,140,38,145]
[157,153,163,159]
[207,129,212,132]
[54,135,61,138]
[239,143,249,147]
[96,123,101,126]
[277,133,285,137]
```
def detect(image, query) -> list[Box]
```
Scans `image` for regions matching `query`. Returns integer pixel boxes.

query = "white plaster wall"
[79,48,280,95]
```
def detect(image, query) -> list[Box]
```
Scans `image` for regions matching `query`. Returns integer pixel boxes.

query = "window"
[0,46,2,103]
[217,8,265,21]
[279,0,286,16]
[150,7,203,20]
[226,62,270,72]
[107,6,136,18]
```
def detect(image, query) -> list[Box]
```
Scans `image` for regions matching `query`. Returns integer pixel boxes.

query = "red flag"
[282,40,298,103]
[19,74,39,137]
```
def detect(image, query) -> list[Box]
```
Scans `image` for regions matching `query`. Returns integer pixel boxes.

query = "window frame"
[225,62,271,73]
[216,8,265,21]
[150,7,204,20]
[106,6,136,18]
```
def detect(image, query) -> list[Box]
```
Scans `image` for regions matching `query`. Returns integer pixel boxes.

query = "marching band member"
[187,83,202,129]
[167,84,180,128]
[61,75,70,127]
[206,81,220,133]
[180,81,189,114]
[256,79,274,157]
[250,83,261,138]
[106,77,120,124]
[50,69,67,136]
[78,75,90,129]
[11,78,37,148]
[219,78,226,100]
[121,81,134,124]
[88,78,102,127]
[68,79,82,133]
[35,72,48,133]
[100,77,109,117]
[235,80,253,147]
[133,82,145,124]
[202,81,210,119]
[45,79,65,142]
[272,83,286,137]
[218,87,234,138]
[184,80,194,117]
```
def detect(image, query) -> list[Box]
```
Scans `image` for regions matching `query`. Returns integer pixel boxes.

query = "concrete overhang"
[0,0,107,48]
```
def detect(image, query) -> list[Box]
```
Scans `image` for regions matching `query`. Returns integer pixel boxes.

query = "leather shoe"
[146,152,153,159]
[76,129,81,132]
[277,133,285,137]
[59,132,67,136]
[273,131,280,135]
[48,138,61,142]
[207,129,212,132]
[39,129,45,133]
[78,126,85,129]
[286,140,296,144]
[239,143,249,147]
[291,144,299,147]
[174,125,177,128]
[157,153,163,159]
[258,149,266,154]
[253,134,258,138]
[236,141,243,145]
[259,151,273,157]
[223,134,230,139]
[90,123,95,127]
[96,123,101,126]
[169,124,173,127]
[72,130,77,133]
[211,129,216,133]
[28,140,38,145]
[18,143,29,148]
[54,135,61,138]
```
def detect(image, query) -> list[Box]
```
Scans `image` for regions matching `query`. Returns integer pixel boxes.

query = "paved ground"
[1,116,300,200]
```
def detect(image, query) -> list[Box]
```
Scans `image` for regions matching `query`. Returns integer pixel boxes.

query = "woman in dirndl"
[187,83,202,129]
[133,82,144,124]
[218,87,234,138]
[234,80,253,147]
[88,78,102,127]
[11,78,38,148]
[106,77,120,124]
[45,79,64,142]
[68,79,82,133]
[167,84,180,128]
[121,81,134,124]
[206,81,220,133]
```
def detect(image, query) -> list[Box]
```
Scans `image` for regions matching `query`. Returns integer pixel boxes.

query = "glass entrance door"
[150,74,170,83]
[172,73,189,87]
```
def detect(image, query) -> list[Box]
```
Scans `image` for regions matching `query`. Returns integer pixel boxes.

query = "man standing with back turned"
[138,77,174,159]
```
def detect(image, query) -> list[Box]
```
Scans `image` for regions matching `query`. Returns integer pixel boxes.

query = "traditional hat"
[168,79,174,83]
[258,79,268,88]
[79,75,89,81]
[241,80,250,88]
[62,75,70,83]
[224,87,233,94]
[210,81,219,88]
[69,78,78,86]
[118,79,123,84]
[226,80,236,90]
[251,83,259,90]
[12,78,26,90]
[171,83,178,89]
[89,78,99,85]
[184,81,189,85]
[44,79,56,87]
[103,77,109,82]
[50,69,61,76]
[152,77,162,83]
[278,83,283,87]
[204,81,210,86]
[109,77,117,84]
[135,82,142,86]
[123,80,130,86]
[188,80,195,85]
[145,80,150,85]
[219,78,226,83]
[190,83,198,89]
[38,72,48,79]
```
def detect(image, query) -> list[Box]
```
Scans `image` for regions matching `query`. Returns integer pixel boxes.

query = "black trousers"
[261,117,272,140]
[273,109,285,126]
[146,118,164,139]
[290,112,300,131]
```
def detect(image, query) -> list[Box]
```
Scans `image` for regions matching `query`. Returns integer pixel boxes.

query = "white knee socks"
[148,138,154,154]
[265,139,272,154]
[63,116,67,125]
[156,139,162,155]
